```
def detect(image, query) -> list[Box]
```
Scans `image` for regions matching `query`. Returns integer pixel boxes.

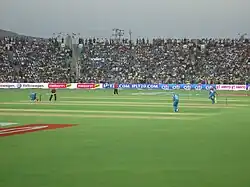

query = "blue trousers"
[31,96,37,102]
[173,101,179,112]
[209,96,215,104]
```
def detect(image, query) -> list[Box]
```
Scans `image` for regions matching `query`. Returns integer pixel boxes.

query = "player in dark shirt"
[114,83,119,95]
[49,88,57,101]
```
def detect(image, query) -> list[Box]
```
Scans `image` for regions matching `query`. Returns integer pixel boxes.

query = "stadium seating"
[0,36,249,83]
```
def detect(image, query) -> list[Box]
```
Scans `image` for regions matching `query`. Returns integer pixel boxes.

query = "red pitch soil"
[0,124,75,137]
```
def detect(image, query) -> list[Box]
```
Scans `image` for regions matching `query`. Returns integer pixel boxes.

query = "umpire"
[49,88,57,101]
[114,82,119,95]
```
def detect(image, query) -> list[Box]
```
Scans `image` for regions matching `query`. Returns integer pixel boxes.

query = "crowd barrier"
[0,83,103,89]
[0,83,249,91]
[103,83,216,90]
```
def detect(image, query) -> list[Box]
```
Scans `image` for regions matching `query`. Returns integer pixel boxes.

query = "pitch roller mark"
[0,108,217,116]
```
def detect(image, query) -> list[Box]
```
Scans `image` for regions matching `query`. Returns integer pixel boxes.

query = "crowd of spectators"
[0,34,249,84]
[0,37,71,83]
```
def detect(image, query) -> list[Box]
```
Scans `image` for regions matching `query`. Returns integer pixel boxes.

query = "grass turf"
[0,89,250,187]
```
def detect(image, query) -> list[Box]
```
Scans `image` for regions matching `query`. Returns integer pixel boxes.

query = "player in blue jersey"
[209,88,217,104]
[172,93,179,112]
[30,92,37,102]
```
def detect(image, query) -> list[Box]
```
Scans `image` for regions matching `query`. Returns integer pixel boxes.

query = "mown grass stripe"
[0,112,199,120]
[0,102,237,108]
[58,100,248,106]
[0,108,217,116]
[61,96,246,102]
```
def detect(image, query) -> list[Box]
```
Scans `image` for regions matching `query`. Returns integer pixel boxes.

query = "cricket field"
[0,89,250,187]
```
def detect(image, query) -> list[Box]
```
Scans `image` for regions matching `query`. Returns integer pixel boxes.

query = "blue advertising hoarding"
[161,84,216,90]
[103,83,216,90]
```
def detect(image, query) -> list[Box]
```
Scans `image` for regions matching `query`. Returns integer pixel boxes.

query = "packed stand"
[0,37,72,83]
[0,35,250,84]
[81,38,250,84]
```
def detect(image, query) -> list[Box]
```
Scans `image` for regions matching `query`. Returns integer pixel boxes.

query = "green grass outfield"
[1,89,250,187]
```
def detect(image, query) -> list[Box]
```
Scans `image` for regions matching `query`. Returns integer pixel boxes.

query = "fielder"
[172,93,179,112]
[209,88,217,104]
[30,92,37,102]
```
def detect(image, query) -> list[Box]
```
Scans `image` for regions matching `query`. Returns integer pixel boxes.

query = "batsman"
[49,88,57,101]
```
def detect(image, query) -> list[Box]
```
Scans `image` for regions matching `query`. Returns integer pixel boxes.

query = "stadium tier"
[1,36,249,84]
